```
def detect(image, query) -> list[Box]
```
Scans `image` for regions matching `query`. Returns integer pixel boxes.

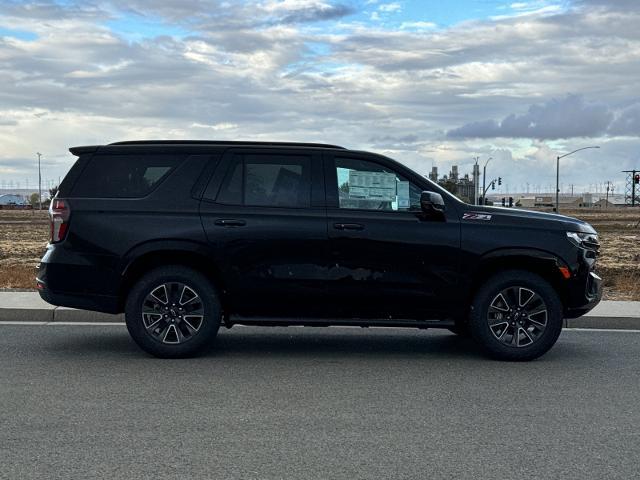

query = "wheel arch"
[118,240,227,311]
[467,248,570,314]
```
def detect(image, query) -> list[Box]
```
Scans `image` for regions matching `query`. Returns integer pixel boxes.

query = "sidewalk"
[0,292,637,329]
[0,292,122,323]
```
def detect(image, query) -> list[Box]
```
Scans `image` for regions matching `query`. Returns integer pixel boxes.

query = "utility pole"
[623,170,639,206]
[37,152,42,210]
[605,181,612,209]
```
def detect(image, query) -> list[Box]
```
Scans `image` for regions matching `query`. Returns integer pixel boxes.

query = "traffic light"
[491,181,495,190]
[509,197,513,207]
[502,197,506,207]
[635,174,640,184]
[498,177,502,186]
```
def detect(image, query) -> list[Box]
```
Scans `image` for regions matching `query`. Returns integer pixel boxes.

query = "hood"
[460,205,596,234]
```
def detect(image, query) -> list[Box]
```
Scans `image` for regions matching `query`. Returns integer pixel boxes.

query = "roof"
[70,140,346,156]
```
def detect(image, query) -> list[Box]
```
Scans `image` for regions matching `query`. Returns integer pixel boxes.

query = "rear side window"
[213,154,311,208]
[71,154,182,198]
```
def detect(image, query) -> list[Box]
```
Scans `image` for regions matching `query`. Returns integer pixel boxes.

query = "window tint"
[335,157,422,211]
[72,154,181,198]
[215,154,311,208]
[216,157,242,205]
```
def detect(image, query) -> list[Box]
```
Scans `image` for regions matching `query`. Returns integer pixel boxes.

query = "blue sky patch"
[0,27,37,41]
[105,16,190,41]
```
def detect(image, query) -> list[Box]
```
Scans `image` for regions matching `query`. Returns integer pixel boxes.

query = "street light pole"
[482,157,492,205]
[37,152,42,210]
[555,146,600,213]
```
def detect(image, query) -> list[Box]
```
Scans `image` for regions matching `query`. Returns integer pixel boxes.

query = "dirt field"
[0,210,49,289]
[0,208,638,300]
[559,208,640,301]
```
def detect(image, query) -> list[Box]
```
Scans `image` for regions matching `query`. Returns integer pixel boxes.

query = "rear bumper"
[37,244,121,314]
[38,286,119,314]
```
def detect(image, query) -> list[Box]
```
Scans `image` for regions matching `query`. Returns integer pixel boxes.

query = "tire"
[125,265,222,358]
[468,270,563,361]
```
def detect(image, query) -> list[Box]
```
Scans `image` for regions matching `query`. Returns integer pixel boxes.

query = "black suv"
[38,140,602,360]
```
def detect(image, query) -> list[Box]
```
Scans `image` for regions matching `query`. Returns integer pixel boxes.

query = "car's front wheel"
[125,266,222,358]
[469,270,563,361]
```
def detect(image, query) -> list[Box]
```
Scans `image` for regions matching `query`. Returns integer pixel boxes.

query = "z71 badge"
[462,212,492,221]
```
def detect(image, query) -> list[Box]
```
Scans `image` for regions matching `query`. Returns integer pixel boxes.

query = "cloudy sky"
[0,0,639,195]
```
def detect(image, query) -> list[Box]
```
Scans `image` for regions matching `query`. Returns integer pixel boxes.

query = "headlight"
[566,231,599,252]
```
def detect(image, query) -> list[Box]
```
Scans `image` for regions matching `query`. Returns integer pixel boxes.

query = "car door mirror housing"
[420,191,446,214]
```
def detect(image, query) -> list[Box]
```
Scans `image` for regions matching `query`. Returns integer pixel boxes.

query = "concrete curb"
[0,293,637,329]
[0,307,122,323]
[54,308,123,323]
[0,307,55,323]
[566,316,640,330]
[0,309,638,330]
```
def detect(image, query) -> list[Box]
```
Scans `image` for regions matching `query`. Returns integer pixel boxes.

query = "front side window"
[215,154,311,208]
[335,157,422,211]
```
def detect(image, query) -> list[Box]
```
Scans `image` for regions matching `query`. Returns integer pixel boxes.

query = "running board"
[225,317,455,330]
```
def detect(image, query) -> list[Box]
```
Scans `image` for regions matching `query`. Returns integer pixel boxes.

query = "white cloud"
[378,2,402,13]
[0,0,640,190]
[400,21,437,30]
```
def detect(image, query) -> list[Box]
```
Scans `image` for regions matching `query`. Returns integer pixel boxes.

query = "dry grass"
[0,264,38,289]
[561,208,640,300]
[597,266,640,301]
[0,209,49,290]
[0,208,638,300]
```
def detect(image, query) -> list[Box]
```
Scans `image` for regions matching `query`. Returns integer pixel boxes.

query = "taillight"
[49,198,70,243]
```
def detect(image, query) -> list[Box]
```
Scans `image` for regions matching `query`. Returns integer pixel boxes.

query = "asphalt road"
[1,324,639,480]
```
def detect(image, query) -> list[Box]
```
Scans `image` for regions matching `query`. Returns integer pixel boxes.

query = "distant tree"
[339,182,350,194]
[29,193,39,208]
[438,179,457,195]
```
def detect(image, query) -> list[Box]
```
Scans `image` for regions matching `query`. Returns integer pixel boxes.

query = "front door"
[325,154,461,319]
[200,148,328,317]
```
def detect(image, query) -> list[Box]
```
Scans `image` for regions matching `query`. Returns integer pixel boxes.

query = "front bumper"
[564,270,602,319]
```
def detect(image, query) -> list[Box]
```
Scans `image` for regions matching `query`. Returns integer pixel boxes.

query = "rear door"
[199,148,328,317]
[324,153,461,319]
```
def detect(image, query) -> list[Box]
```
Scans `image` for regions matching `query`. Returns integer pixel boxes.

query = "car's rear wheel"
[469,270,563,361]
[125,266,222,358]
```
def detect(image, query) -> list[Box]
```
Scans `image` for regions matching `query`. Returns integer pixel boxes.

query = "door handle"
[214,219,247,227]
[333,223,364,231]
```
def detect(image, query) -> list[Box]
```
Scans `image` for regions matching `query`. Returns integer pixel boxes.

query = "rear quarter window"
[70,154,183,198]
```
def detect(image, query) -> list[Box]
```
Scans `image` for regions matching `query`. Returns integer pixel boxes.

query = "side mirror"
[420,191,445,214]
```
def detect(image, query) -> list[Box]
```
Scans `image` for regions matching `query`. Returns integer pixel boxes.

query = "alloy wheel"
[141,282,205,345]
[487,286,548,348]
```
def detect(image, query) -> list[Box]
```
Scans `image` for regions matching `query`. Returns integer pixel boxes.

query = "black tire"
[469,270,563,361]
[125,265,222,358]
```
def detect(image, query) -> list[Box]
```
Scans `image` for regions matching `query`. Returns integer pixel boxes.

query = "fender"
[119,239,217,277]
[476,247,569,272]
[463,246,572,304]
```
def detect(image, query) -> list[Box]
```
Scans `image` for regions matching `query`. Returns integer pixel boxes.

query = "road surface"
[1,324,638,479]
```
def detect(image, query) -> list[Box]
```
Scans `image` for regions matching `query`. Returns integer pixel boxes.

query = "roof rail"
[108,140,346,149]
